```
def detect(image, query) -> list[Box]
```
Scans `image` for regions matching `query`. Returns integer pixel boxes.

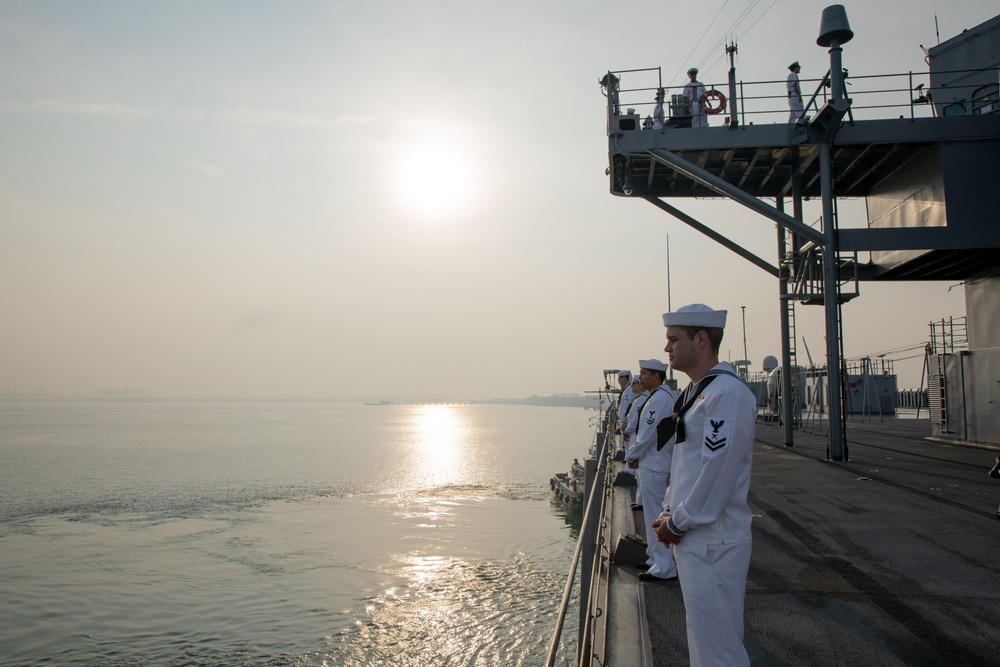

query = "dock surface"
[605,416,1000,666]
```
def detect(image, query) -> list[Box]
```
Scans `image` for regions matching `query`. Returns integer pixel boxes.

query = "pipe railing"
[603,66,999,127]
[544,408,614,667]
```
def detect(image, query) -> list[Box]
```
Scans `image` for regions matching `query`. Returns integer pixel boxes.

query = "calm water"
[0,402,594,666]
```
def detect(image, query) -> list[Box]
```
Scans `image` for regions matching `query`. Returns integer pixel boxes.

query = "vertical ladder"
[934,354,949,432]
[786,299,799,425]
[834,273,850,460]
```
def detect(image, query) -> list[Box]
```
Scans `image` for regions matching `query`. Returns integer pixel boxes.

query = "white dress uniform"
[787,70,804,124]
[618,382,636,432]
[683,80,708,128]
[629,384,677,578]
[624,390,649,505]
[652,101,665,129]
[617,382,639,481]
[666,363,755,667]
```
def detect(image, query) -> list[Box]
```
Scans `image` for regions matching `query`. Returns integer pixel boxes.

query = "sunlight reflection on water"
[0,402,589,666]
[407,404,474,489]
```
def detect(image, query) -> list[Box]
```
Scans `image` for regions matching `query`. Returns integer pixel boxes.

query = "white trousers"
[674,538,752,667]
[637,465,676,577]
[691,110,708,128]
[788,96,804,124]
[623,461,643,505]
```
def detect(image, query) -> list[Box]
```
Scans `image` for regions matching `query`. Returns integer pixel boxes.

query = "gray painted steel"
[593,418,1000,666]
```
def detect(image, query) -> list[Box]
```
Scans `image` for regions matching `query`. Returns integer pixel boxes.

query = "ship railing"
[928,315,968,355]
[603,66,1000,128]
[545,406,614,667]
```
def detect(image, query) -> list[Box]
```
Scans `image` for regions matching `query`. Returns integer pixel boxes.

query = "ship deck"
[601,415,1000,666]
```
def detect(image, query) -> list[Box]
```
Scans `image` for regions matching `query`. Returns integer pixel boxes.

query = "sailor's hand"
[653,513,682,545]
[627,459,638,469]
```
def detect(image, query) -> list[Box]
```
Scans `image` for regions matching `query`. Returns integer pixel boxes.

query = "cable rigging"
[667,0,732,86]
[673,0,781,86]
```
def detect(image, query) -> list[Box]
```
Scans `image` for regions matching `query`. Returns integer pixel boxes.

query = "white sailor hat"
[662,303,728,329]
[789,61,800,70]
[687,67,698,75]
[618,369,631,377]
[638,358,669,372]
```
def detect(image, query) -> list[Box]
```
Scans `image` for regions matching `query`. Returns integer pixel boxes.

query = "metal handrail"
[604,66,1000,126]
[544,414,612,667]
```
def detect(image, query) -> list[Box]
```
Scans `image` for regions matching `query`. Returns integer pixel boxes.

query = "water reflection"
[336,553,570,665]
[550,500,584,539]
[407,405,473,489]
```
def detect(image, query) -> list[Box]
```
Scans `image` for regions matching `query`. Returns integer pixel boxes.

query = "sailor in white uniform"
[652,88,666,129]
[616,370,635,434]
[787,61,804,124]
[653,304,755,667]
[620,377,644,498]
[627,358,677,581]
[683,68,708,128]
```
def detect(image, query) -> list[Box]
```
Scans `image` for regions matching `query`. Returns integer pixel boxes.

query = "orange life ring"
[702,89,726,115]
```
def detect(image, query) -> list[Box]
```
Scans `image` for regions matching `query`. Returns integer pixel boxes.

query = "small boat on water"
[550,458,585,503]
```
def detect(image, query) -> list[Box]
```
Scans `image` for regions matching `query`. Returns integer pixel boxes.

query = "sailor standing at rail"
[653,304,755,667]
[622,377,646,508]
[617,371,640,487]
[616,370,635,435]
[683,68,708,128]
[652,88,666,129]
[787,61,804,124]
[626,358,677,581]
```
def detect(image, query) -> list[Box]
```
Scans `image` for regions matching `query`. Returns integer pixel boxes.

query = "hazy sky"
[2,0,995,400]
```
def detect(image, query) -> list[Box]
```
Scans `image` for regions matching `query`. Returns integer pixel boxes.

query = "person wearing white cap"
[616,370,635,434]
[652,88,666,130]
[653,303,755,667]
[683,68,708,128]
[627,358,677,582]
[620,377,645,500]
[787,61,804,125]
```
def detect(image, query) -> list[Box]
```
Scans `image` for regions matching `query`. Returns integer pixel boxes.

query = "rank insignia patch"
[704,419,727,451]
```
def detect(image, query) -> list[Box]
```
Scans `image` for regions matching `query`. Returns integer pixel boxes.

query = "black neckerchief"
[629,392,650,436]
[656,369,739,449]
[637,385,668,429]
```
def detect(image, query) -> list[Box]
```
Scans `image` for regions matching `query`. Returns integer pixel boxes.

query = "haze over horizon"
[3,0,994,400]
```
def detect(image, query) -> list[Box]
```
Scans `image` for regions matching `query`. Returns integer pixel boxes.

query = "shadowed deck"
[603,416,1000,666]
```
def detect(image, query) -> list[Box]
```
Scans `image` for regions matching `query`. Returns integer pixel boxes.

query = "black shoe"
[631,504,643,511]
[638,571,678,582]
[634,562,651,571]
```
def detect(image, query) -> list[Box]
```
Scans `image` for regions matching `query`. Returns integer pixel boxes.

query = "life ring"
[702,89,726,115]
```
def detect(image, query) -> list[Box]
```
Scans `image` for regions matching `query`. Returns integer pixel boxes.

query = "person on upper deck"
[683,68,708,128]
[653,304,755,667]
[787,61,805,124]
[652,88,666,130]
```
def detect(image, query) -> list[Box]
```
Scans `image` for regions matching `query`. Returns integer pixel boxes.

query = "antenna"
[802,338,815,367]
[741,305,748,363]
[666,235,673,381]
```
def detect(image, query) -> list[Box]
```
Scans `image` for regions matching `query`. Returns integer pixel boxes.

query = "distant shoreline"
[0,394,602,409]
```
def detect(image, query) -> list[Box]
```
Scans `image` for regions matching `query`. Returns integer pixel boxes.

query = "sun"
[396,137,476,218]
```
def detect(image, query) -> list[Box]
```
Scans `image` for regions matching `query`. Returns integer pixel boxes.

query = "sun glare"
[409,405,471,487]
[396,138,475,218]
